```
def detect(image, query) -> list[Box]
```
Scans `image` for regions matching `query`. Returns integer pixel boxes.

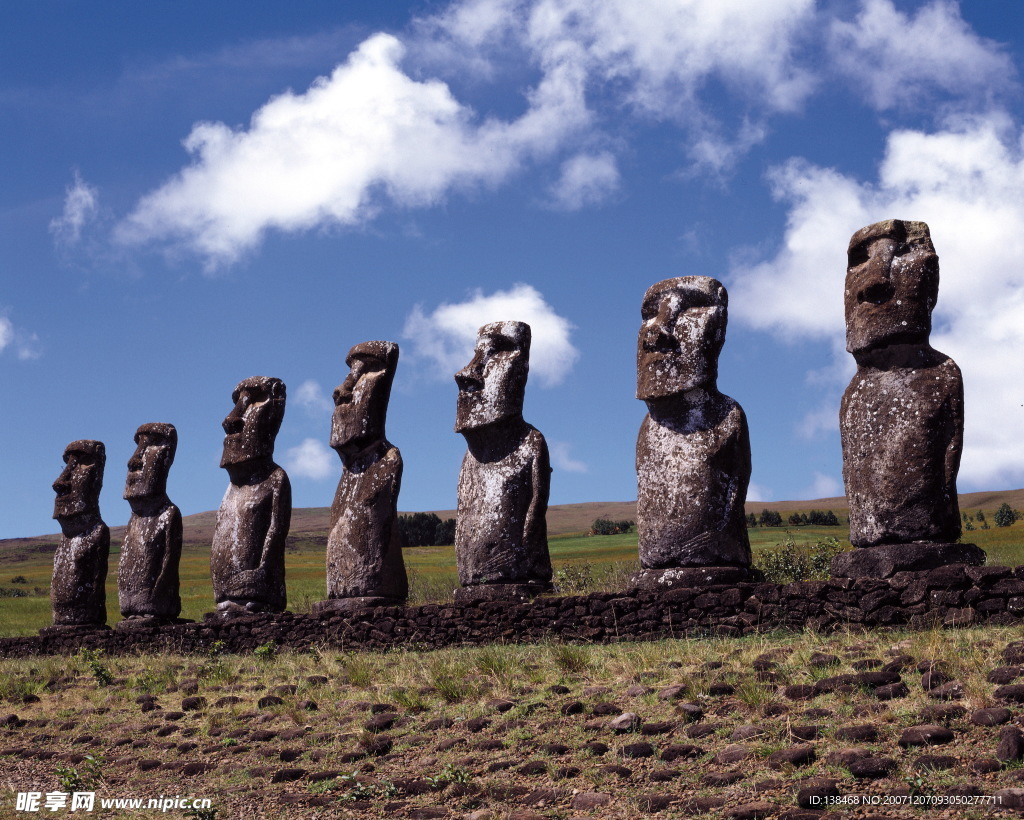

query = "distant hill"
[2,489,1021,559]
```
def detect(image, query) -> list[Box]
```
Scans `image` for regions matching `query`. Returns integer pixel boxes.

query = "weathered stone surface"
[318,341,407,606]
[832,545,984,579]
[50,440,109,627]
[633,566,755,589]
[454,322,552,593]
[210,377,291,615]
[118,423,183,624]
[997,727,1024,763]
[837,220,981,576]
[635,277,750,573]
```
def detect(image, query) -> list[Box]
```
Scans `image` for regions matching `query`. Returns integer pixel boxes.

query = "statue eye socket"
[848,244,870,268]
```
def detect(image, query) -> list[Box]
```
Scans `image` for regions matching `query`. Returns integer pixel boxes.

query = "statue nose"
[222,415,244,435]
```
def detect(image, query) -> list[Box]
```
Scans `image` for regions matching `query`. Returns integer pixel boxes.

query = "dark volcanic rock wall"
[3,563,1024,658]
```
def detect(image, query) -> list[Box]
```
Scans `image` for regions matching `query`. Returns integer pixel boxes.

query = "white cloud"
[746,482,774,503]
[799,471,842,500]
[50,172,99,245]
[518,0,817,115]
[549,440,587,473]
[548,151,619,210]
[283,438,335,480]
[295,379,333,417]
[111,0,1015,265]
[0,314,41,360]
[403,282,578,387]
[730,113,1024,489]
[115,32,589,266]
[828,0,1016,111]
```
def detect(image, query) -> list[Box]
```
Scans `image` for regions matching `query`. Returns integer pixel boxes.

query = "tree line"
[746,509,841,528]
[396,513,457,547]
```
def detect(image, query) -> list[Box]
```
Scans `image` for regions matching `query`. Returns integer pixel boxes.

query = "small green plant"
[253,642,277,661]
[78,648,113,687]
[184,808,218,820]
[554,563,593,594]
[55,754,103,791]
[9,576,27,584]
[219,737,238,747]
[207,640,228,658]
[333,771,399,802]
[426,763,473,789]
[754,535,845,583]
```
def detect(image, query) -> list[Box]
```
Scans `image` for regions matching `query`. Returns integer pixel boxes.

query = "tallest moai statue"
[832,219,984,578]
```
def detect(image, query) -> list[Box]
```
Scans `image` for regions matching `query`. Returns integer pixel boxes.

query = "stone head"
[455,321,530,433]
[637,276,728,402]
[124,423,177,500]
[53,440,105,521]
[845,219,938,357]
[331,341,399,456]
[220,376,286,468]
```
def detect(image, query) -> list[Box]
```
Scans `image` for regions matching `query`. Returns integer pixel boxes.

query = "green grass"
[1,518,1022,638]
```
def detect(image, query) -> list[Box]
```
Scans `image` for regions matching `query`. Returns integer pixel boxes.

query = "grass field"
[1,509,1022,639]
[5,625,1024,817]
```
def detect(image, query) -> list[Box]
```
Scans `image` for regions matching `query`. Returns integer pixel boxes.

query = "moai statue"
[117,423,184,627]
[632,277,753,589]
[210,377,291,616]
[313,341,408,614]
[832,219,984,578]
[46,440,110,631]
[453,321,552,602]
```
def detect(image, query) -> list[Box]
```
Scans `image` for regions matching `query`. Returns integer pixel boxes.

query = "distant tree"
[759,509,783,527]
[788,513,803,526]
[977,510,986,524]
[800,513,809,525]
[397,512,445,547]
[590,518,634,536]
[745,513,758,528]
[823,510,839,526]
[433,518,457,545]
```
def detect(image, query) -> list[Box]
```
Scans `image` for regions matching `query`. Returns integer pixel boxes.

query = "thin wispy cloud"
[549,440,587,473]
[294,379,333,418]
[403,283,578,387]
[548,151,619,210]
[0,314,41,361]
[50,172,99,245]
[827,0,1016,111]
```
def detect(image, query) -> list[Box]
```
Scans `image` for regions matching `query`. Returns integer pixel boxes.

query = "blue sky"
[2,0,1023,539]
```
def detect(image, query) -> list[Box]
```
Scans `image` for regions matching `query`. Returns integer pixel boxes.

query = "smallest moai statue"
[117,423,184,628]
[453,321,553,603]
[313,341,409,614]
[45,440,110,632]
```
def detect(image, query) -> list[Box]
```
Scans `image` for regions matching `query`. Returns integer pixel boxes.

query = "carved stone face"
[455,321,530,433]
[53,440,105,521]
[331,341,398,455]
[637,276,727,402]
[845,219,938,357]
[124,423,177,500]
[220,377,286,468]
